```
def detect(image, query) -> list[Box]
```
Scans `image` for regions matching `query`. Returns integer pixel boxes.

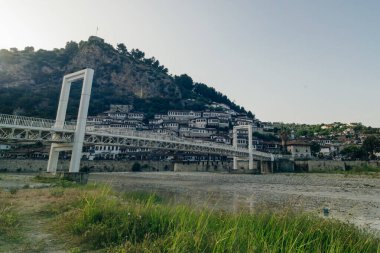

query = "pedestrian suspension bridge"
[0,69,276,173]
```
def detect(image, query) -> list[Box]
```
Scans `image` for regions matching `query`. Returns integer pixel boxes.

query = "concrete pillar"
[248,125,253,170]
[69,69,94,173]
[233,127,238,170]
[47,144,59,173]
[47,69,94,174]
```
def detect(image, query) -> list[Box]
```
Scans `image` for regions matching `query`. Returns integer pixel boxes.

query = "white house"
[286,141,312,158]
[189,128,217,138]
[167,110,201,121]
[189,118,207,128]
[162,122,179,131]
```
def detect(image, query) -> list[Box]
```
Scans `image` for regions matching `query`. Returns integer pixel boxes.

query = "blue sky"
[1,0,379,126]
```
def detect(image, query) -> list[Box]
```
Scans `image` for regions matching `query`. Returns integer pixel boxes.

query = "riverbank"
[89,172,380,235]
[0,173,379,252]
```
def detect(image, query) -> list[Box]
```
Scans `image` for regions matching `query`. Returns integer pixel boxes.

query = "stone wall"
[0,159,173,173]
[294,160,380,172]
[173,160,260,174]
[4,158,377,174]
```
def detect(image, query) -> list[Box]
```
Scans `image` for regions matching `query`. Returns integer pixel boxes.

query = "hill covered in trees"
[0,36,252,119]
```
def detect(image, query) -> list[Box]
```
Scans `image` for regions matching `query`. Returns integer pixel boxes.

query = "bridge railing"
[94,127,274,158]
[0,113,274,158]
[0,113,76,131]
[90,128,250,153]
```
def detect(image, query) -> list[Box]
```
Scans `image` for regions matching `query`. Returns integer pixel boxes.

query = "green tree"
[247,111,255,119]
[362,135,380,159]
[116,43,128,55]
[340,145,366,160]
[310,141,321,156]
[174,74,193,90]
[131,49,145,61]
[64,41,79,57]
[131,162,141,172]
[279,128,289,152]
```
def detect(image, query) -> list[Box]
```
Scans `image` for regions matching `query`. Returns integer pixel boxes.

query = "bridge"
[0,69,278,173]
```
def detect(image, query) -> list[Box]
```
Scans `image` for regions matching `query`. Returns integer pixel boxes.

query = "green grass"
[55,187,380,253]
[0,200,21,242]
[32,174,77,187]
[310,165,380,177]
[346,164,380,174]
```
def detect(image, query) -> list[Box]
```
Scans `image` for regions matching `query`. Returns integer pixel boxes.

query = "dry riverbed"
[0,171,379,252]
[89,172,380,236]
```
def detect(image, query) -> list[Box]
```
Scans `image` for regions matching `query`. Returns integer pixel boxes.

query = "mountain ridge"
[0,36,253,120]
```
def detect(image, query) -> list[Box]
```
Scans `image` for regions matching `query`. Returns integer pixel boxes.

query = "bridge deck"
[0,113,275,160]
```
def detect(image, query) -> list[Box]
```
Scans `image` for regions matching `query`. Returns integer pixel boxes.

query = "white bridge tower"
[47,69,94,173]
[232,124,253,170]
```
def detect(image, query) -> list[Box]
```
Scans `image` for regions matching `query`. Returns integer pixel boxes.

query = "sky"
[1,0,379,127]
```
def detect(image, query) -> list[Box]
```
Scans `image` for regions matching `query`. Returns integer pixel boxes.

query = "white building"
[162,122,179,131]
[207,118,219,128]
[234,117,253,126]
[154,114,169,120]
[167,110,202,122]
[189,118,207,128]
[210,135,231,144]
[202,111,231,120]
[286,141,312,158]
[127,112,144,120]
[189,128,217,138]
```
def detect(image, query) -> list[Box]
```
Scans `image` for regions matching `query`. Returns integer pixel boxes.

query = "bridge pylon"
[47,68,94,174]
[232,124,253,170]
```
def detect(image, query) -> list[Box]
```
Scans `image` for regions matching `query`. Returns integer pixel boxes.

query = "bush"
[131,163,141,172]
[9,188,18,194]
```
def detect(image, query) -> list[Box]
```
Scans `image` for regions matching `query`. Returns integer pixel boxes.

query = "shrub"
[131,163,141,172]
[9,188,18,194]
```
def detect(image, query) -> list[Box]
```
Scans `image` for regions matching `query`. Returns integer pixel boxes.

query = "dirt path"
[89,172,380,236]
[0,175,67,253]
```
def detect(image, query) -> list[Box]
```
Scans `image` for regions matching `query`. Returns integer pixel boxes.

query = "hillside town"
[1,103,379,161]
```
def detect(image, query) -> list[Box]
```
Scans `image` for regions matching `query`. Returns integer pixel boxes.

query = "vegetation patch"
[53,187,380,253]
[32,174,77,187]
[346,164,380,173]
[312,165,380,177]
[0,198,21,242]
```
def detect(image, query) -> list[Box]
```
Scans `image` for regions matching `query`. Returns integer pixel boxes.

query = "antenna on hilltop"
[96,26,99,36]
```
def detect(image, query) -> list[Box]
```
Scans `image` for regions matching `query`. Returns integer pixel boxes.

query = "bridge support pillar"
[47,68,94,174]
[232,124,253,170]
[248,125,253,170]
[47,144,59,173]
[233,157,238,170]
[233,127,238,170]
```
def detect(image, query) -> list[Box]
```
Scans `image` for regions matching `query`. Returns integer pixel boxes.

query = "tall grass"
[32,174,77,187]
[58,187,380,253]
[310,164,380,177]
[0,200,21,242]
[346,164,380,174]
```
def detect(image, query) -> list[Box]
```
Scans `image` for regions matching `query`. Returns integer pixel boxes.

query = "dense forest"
[0,36,252,120]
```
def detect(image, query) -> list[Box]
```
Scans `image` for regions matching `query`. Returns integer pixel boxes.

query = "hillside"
[0,36,251,119]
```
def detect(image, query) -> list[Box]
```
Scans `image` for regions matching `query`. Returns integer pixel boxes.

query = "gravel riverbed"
[89,172,380,235]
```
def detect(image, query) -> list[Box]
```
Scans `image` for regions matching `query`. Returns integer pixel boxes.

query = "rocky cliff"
[0,36,249,119]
